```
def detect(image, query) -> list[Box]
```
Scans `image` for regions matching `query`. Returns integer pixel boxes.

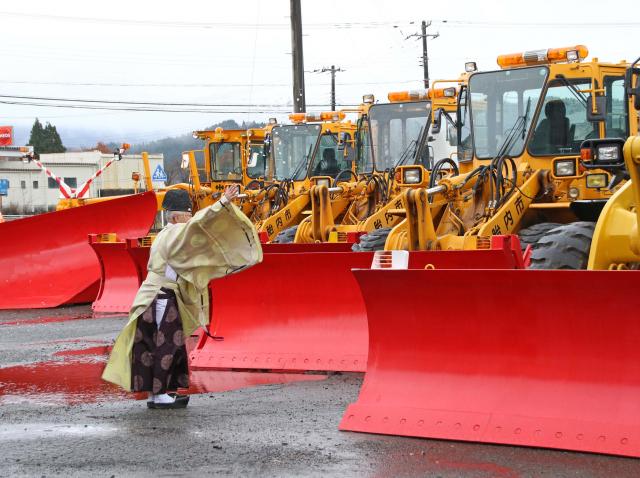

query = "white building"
[0,150,165,214]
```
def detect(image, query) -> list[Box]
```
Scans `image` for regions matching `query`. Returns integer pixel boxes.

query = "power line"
[0,93,355,108]
[0,11,414,29]
[0,79,424,87]
[0,99,294,114]
[2,11,639,29]
[0,99,358,114]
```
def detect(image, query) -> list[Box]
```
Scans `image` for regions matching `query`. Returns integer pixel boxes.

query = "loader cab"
[307,115,357,182]
[270,112,357,188]
[192,128,263,186]
[359,88,458,175]
[458,44,637,219]
[270,121,322,183]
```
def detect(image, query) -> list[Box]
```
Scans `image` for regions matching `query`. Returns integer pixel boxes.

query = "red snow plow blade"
[90,236,153,315]
[340,267,640,458]
[0,192,157,309]
[190,236,526,373]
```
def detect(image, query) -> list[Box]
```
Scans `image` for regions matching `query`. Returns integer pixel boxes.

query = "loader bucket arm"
[0,192,157,309]
[341,267,640,457]
[310,184,335,242]
[589,136,640,269]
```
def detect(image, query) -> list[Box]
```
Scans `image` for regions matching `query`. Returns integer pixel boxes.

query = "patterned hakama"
[131,289,189,394]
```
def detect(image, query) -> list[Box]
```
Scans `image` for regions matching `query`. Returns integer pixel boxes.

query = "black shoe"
[147,394,190,409]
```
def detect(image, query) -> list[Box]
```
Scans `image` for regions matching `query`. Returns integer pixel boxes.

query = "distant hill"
[9,119,264,184]
[128,119,264,184]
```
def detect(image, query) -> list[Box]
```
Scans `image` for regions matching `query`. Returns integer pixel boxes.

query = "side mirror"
[587,95,607,122]
[631,79,640,111]
[431,109,442,134]
[180,152,190,169]
[262,135,271,158]
[337,132,350,152]
[247,152,260,168]
[624,62,640,111]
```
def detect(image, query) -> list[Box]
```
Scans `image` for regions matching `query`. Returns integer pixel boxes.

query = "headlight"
[315,178,330,188]
[568,187,580,199]
[443,87,456,97]
[464,61,477,73]
[181,153,190,169]
[554,159,576,177]
[596,145,621,162]
[566,49,579,62]
[402,168,422,184]
[586,174,608,188]
[362,94,375,104]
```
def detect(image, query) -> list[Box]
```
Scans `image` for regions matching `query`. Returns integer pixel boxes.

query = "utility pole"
[407,21,439,89]
[313,65,344,110]
[290,0,306,113]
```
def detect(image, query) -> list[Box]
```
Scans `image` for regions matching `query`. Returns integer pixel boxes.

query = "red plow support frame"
[90,236,152,315]
[340,267,640,458]
[190,237,526,373]
[0,192,157,309]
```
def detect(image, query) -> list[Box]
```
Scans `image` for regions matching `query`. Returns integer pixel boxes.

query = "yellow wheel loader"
[382,45,639,266]
[340,54,640,458]
[288,86,462,246]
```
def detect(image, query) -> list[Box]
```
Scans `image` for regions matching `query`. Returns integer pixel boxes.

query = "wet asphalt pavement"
[1,305,639,477]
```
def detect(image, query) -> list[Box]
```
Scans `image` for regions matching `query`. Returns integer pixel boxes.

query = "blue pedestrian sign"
[152,164,168,182]
[0,179,9,196]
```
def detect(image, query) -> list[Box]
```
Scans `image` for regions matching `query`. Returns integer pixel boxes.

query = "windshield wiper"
[495,97,532,159]
[413,117,433,168]
[392,138,419,169]
[287,143,314,180]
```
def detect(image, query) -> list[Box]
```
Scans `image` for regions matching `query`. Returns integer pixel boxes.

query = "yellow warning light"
[289,113,306,123]
[320,111,345,121]
[497,45,589,68]
[388,90,428,102]
[305,112,322,122]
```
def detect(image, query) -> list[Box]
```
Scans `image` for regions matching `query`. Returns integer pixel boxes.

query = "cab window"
[604,76,628,138]
[529,79,594,156]
[310,133,353,178]
[247,144,266,178]
[210,142,241,181]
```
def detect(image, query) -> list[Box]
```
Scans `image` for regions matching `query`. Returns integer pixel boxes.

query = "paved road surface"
[0,305,638,477]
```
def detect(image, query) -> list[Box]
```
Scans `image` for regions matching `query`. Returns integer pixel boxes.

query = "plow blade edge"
[340,268,640,458]
[0,192,157,309]
[190,242,524,373]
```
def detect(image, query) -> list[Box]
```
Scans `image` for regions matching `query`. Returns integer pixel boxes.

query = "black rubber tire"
[528,221,596,270]
[352,227,392,252]
[272,225,298,244]
[518,222,562,251]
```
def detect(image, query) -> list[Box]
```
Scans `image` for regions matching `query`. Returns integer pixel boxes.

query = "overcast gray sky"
[0,0,638,147]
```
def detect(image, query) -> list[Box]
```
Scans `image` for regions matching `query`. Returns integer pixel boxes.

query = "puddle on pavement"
[0,346,327,405]
[0,423,118,441]
[0,314,94,327]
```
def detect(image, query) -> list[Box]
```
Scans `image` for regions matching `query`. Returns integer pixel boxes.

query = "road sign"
[0,179,9,196]
[152,164,168,182]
